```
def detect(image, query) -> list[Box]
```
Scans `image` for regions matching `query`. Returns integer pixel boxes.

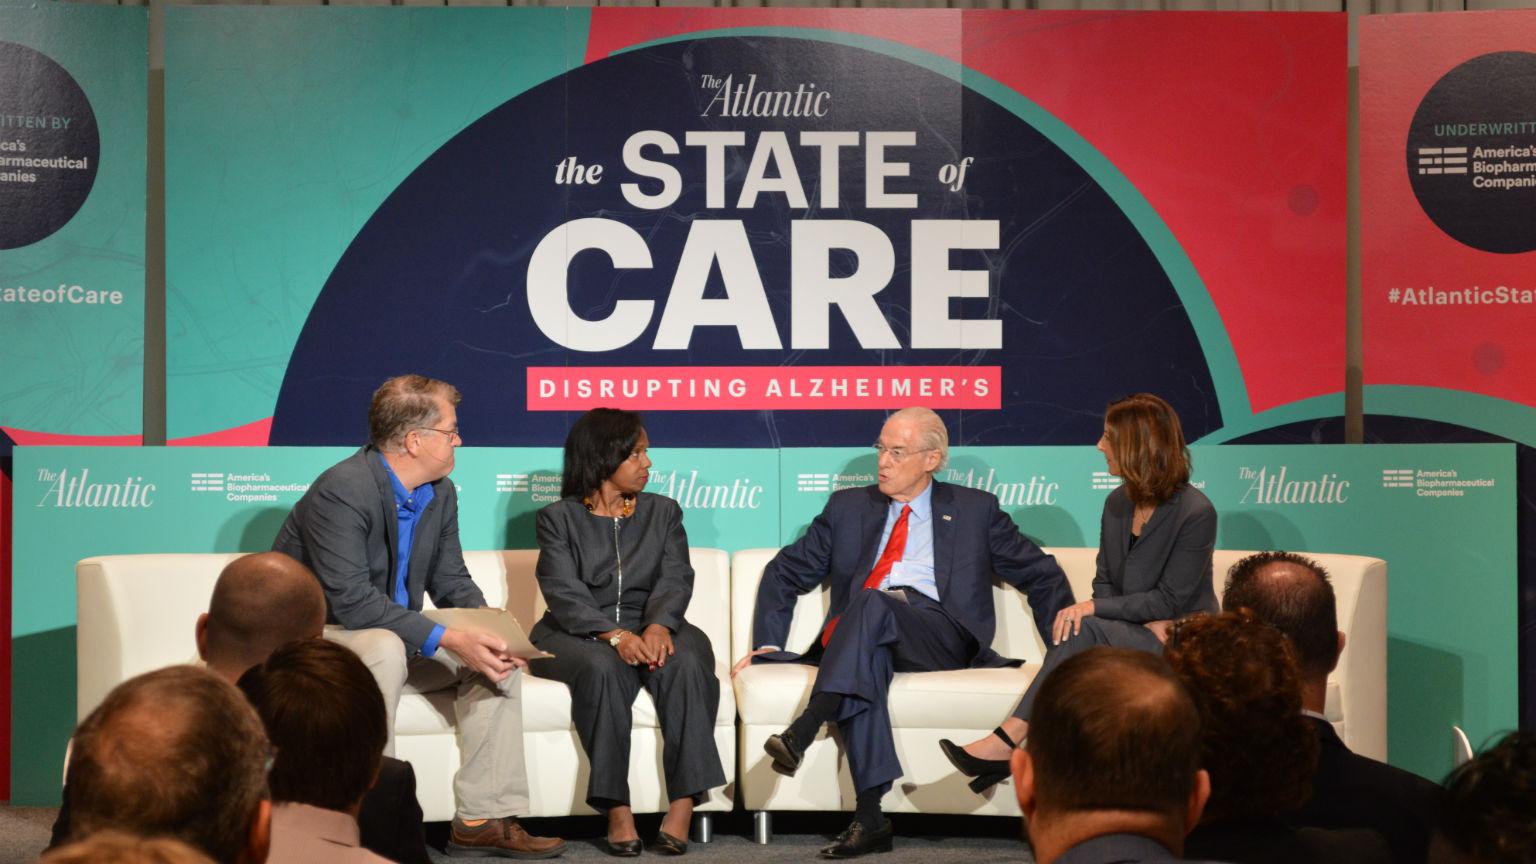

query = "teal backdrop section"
[164,7,590,440]
[10,444,778,802]
[12,443,1514,799]
[0,4,146,437]
[780,444,1518,782]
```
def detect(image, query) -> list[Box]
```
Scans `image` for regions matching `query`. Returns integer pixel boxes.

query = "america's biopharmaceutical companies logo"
[1237,466,1350,505]
[796,470,874,494]
[189,471,309,503]
[34,467,156,509]
[1380,466,1497,498]
[495,471,559,503]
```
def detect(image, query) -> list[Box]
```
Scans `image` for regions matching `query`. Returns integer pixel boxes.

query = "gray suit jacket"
[1091,484,1218,623]
[272,446,485,652]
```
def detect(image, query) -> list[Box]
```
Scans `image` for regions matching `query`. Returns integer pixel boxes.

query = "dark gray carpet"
[4,806,1034,864]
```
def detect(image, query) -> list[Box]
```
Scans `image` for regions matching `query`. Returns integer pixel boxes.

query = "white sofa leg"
[690,813,714,843]
[753,811,773,844]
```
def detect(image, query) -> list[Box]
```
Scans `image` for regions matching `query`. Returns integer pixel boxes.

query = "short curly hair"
[1437,731,1536,863]
[1163,609,1317,823]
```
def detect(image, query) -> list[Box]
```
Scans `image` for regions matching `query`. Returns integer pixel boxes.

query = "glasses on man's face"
[417,426,462,445]
[872,443,932,462]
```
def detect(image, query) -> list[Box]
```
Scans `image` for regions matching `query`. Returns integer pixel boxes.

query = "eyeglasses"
[417,426,462,444]
[872,444,933,462]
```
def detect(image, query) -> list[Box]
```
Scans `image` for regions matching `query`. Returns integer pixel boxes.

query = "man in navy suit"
[742,407,1072,858]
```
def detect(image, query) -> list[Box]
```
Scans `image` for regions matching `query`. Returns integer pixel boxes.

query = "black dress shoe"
[650,830,688,855]
[938,738,1009,793]
[819,818,893,858]
[764,729,805,776]
[603,837,644,857]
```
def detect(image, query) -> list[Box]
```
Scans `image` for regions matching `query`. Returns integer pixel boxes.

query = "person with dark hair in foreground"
[740,407,1072,858]
[1010,647,1213,864]
[64,666,272,864]
[1165,611,1390,864]
[40,831,217,864]
[947,393,1217,793]
[49,552,432,864]
[273,374,564,859]
[1223,550,1442,862]
[239,639,394,863]
[530,408,724,856]
[1431,731,1536,864]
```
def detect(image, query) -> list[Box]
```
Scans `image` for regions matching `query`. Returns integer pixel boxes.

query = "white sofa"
[729,548,1386,819]
[77,548,737,823]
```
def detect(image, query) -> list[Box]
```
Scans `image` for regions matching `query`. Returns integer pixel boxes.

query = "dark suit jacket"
[1185,817,1391,864]
[1092,484,1218,623]
[272,446,485,652]
[1052,833,1187,864]
[753,481,1072,667]
[1291,716,1443,863]
[530,493,694,636]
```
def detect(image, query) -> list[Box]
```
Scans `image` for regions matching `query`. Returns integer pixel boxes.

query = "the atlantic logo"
[35,468,155,508]
[943,467,1058,506]
[650,469,764,510]
[188,471,309,503]
[496,471,560,503]
[1381,467,1496,498]
[1238,466,1349,505]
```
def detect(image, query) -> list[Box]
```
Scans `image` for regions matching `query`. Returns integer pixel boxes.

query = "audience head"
[1222,550,1341,680]
[560,407,648,500]
[876,408,948,501]
[237,638,388,814]
[1012,648,1209,861]
[197,552,326,682]
[1163,610,1317,824]
[67,666,271,864]
[41,831,216,864]
[1099,393,1190,506]
[1432,731,1536,864]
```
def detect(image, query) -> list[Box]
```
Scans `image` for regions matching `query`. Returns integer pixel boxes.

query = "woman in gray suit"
[530,408,724,856]
[940,393,1218,792]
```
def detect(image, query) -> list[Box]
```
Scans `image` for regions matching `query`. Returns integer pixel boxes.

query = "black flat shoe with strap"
[938,726,1016,793]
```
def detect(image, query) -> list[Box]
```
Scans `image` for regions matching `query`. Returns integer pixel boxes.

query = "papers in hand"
[422,607,554,660]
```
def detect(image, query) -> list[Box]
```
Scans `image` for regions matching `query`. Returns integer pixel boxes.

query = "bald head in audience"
[41,831,217,864]
[66,666,272,864]
[1011,647,1210,864]
[196,552,326,682]
[1221,551,1341,712]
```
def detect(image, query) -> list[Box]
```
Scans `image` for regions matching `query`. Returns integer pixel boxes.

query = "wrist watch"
[608,632,625,648]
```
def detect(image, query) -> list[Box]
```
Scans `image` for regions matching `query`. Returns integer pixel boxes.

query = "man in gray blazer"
[273,374,565,859]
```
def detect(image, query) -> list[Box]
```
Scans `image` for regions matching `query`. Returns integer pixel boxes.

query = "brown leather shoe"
[448,816,567,859]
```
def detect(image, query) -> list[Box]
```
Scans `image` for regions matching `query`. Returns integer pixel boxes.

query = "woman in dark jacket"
[530,408,724,856]
[941,393,1218,791]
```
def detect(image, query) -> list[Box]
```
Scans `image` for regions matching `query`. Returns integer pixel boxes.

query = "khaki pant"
[326,626,530,819]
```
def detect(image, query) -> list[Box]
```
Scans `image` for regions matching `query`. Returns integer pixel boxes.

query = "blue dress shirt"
[876,482,939,601]
[380,455,445,657]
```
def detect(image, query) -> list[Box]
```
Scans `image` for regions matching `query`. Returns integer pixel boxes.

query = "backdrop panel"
[12,442,1513,800]
[1361,10,1536,730]
[1,2,146,801]
[166,9,1345,450]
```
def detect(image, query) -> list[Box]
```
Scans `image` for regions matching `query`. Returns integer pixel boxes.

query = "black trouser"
[530,622,725,809]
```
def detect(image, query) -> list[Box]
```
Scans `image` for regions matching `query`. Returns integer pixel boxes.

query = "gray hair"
[888,407,949,471]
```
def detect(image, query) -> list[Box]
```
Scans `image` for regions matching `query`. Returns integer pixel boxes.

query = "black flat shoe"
[603,837,644,857]
[819,818,893,858]
[938,726,1015,794]
[650,830,688,855]
[764,729,805,776]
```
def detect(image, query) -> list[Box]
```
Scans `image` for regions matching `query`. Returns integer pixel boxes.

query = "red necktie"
[821,504,912,647]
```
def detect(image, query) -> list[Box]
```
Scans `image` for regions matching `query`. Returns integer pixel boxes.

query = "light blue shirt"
[876,482,938,602]
[380,454,444,657]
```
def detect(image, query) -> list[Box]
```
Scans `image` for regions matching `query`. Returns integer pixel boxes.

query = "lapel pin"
[942,514,953,521]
